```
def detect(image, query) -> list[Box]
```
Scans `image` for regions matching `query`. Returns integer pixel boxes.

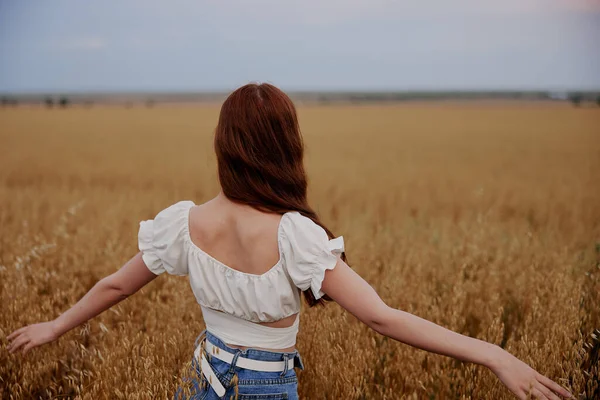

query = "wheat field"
[1,103,599,399]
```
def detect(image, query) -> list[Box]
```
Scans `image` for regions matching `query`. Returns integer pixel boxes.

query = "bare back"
[188,193,298,333]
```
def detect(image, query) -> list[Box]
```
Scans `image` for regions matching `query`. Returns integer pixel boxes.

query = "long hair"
[214,83,347,307]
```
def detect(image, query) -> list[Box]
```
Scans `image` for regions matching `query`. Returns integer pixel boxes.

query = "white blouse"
[138,200,344,348]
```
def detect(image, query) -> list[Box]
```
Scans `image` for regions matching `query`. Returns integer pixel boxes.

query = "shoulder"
[139,200,195,248]
[279,211,329,241]
[278,212,343,259]
[153,200,195,220]
[278,211,345,299]
[138,200,195,276]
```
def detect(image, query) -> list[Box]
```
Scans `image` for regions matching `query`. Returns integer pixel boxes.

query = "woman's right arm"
[7,252,158,354]
[320,258,573,400]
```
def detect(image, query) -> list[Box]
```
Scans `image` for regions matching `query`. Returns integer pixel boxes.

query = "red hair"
[214,83,347,307]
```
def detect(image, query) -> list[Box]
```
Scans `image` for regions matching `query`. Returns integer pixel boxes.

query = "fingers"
[7,326,27,341]
[8,334,30,354]
[22,341,36,355]
[6,331,24,348]
[529,387,549,400]
[537,374,572,399]
[535,382,561,400]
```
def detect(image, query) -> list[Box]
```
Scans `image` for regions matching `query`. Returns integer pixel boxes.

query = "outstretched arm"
[7,252,158,354]
[321,258,573,400]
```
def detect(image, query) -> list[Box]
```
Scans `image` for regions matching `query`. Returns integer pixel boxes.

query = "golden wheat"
[1,103,599,399]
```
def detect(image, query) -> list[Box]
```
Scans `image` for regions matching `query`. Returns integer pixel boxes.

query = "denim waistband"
[195,329,305,370]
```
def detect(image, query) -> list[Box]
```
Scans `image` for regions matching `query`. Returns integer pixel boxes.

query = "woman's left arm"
[7,252,158,354]
[321,258,573,400]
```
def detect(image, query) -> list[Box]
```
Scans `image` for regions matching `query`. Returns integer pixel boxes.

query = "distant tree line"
[1,92,599,108]
[1,96,19,107]
[44,96,70,108]
[569,93,600,107]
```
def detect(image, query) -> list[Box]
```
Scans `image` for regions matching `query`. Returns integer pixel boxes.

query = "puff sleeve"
[279,212,345,300]
[138,200,194,276]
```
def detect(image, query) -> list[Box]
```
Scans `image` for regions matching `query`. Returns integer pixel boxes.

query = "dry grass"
[1,103,599,399]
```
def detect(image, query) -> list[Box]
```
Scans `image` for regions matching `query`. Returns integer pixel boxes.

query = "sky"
[0,0,599,93]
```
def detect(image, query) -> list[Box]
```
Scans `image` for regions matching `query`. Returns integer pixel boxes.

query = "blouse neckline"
[184,201,292,278]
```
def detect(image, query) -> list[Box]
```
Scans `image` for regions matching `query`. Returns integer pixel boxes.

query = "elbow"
[98,275,130,299]
[366,304,394,335]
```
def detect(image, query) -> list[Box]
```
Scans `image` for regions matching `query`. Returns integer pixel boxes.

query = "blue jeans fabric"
[175,330,305,400]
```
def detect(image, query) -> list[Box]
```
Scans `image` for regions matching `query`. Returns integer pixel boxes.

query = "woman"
[7,83,572,400]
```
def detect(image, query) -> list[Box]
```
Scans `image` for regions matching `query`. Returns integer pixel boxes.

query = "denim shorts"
[174,330,305,400]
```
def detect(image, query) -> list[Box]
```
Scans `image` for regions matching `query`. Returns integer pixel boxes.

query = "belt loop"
[280,353,290,377]
[228,350,243,375]
[294,352,305,371]
[194,329,207,349]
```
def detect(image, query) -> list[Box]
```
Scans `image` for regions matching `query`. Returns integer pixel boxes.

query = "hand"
[489,349,573,399]
[6,321,60,355]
